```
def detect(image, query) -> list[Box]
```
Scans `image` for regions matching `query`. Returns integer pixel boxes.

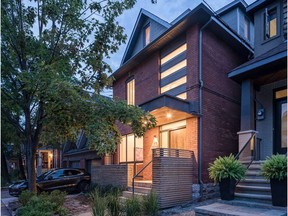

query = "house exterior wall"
[256,79,287,159]
[201,30,244,182]
[132,18,168,57]
[253,0,284,57]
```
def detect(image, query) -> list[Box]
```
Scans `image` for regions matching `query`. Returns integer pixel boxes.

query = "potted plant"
[208,154,246,200]
[261,154,287,207]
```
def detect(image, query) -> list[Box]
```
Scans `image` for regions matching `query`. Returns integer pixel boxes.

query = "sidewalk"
[1,202,11,216]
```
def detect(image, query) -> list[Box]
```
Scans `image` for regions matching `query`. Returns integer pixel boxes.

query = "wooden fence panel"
[152,148,194,209]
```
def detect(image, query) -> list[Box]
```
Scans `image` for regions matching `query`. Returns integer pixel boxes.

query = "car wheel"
[77,181,89,193]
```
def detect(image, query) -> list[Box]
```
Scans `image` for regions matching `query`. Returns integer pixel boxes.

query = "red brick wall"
[200,30,243,183]
[186,24,200,101]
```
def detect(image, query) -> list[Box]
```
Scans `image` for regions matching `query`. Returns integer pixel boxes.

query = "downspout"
[198,18,212,199]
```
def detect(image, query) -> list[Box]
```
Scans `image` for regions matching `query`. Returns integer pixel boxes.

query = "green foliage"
[208,154,246,182]
[18,190,67,216]
[19,190,36,206]
[90,190,107,216]
[107,192,121,216]
[142,191,159,216]
[261,154,287,181]
[125,197,142,216]
[1,0,157,191]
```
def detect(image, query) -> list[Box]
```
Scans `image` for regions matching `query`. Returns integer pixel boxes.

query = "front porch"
[91,148,195,209]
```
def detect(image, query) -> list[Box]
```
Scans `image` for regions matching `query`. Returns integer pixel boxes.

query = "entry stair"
[235,161,272,203]
[121,180,152,199]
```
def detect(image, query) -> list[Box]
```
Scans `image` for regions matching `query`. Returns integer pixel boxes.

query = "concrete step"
[236,185,271,195]
[127,186,151,194]
[122,190,147,199]
[239,178,269,186]
[134,181,152,188]
[194,202,286,216]
[235,192,272,202]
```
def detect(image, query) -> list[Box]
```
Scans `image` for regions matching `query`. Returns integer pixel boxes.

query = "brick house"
[93,1,256,208]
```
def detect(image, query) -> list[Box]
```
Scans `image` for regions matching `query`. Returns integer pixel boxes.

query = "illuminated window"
[119,134,143,163]
[161,44,187,65]
[144,24,150,46]
[161,60,187,79]
[127,79,135,105]
[176,92,187,100]
[161,76,186,94]
[265,8,277,39]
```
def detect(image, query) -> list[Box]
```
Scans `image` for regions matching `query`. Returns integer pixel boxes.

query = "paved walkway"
[195,202,287,216]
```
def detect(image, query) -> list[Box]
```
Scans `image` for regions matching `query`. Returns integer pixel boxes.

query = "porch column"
[241,79,255,131]
[238,79,257,155]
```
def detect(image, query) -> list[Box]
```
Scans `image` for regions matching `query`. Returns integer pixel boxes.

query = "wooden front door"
[169,128,186,149]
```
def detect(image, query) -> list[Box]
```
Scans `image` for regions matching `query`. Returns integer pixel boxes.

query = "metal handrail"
[132,160,152,195]
[235,131,257,185]
[235,132,256,160]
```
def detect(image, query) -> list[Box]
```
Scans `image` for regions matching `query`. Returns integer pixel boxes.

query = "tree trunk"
[1,149,11,184]
[18,151,26,180]
[27,141,37,192]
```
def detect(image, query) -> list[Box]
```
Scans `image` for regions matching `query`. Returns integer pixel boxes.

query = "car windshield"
[37,170,54,180]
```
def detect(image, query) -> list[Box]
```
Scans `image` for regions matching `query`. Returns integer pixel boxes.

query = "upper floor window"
[265,7,278,39]
[144,24,151,46]
[126,78,135,105]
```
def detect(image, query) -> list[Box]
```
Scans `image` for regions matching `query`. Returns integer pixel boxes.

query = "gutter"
[198,18,213,199]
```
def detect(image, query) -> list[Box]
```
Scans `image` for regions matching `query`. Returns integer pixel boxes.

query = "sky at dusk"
[102,0,257,97]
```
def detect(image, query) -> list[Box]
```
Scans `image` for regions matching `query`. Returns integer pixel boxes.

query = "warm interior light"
[49,153,53,158]
[161,60,187,79]
[161,76,187,94]
[166,113,172,118]
[161,43,187,65]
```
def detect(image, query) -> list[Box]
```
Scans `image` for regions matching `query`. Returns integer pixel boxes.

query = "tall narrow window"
[126,79,135,105]
[144,24,150,46]
[265,8,277,39]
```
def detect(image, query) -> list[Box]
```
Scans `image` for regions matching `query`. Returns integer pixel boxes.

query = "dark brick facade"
[113,18,247,183]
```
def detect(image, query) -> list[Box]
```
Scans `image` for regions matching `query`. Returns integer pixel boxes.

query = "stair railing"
[235,131,257,184]
[132,160,152,195]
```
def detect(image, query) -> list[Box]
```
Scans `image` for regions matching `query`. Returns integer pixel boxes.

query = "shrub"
[142,191,158,216]
[125,197,141,216]
[19,190,35,206]
[208,154,246,182]
[18,190,67,216]
[107,193,121,216]
[261,154,287,180]
[90,190,107,216]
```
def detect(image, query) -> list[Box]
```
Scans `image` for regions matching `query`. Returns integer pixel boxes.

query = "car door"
[38,169,65,191]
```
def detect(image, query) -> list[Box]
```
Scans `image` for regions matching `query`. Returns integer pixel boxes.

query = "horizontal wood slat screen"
[152,148,194,209]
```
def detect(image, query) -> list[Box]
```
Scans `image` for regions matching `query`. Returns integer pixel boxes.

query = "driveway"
[1,188,17,216]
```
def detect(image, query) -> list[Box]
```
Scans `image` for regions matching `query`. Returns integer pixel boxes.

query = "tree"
[1,0,156,192]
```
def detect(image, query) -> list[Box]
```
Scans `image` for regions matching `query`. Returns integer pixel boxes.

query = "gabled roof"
[216,0,248,15]
[112,3,253,80]
[121,8,171,65]
[246,0,276,14]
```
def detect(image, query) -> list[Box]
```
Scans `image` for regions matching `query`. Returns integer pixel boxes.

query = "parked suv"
[9,168,91,196]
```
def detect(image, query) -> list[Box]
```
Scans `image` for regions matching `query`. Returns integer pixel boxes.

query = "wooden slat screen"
[152,148,194,209]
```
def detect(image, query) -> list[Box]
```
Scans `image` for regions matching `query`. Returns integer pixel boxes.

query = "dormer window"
[265,7,278,39]
[144,24,150,46]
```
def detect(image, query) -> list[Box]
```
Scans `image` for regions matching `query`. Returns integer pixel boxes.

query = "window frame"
[126,77,135,106]
[263,4,281,42]
[143,23,151,46]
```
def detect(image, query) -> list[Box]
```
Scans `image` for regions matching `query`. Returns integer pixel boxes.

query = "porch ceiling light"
[166,113,172,118]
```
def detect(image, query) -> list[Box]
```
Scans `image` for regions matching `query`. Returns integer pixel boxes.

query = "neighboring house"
[62,130,102,174]
[228,0,287,159]
[93,1,257,208]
